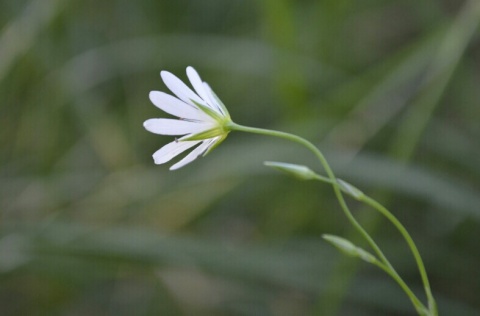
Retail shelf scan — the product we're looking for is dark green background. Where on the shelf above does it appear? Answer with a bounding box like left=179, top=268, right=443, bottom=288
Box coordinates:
left=1, top=0, right=479, bottom=315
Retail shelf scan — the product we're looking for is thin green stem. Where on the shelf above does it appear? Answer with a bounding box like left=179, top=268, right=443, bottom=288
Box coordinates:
left=372, top=260, right=430, bottom=316
left=310, top=173, right=436, bottom=314
left=361, top=195, right=437, bottom=314
left=228, top=122, right=429, bottom=313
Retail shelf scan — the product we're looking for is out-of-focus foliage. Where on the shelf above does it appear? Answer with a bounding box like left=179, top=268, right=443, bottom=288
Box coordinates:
left=1, top=0, right=479, bottom=315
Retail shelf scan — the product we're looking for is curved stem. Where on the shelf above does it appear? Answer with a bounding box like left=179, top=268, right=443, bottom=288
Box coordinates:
left=372, top=260, right=430, bottom=316
left=309, top=175, right=436, bottom=314
left=228, top=122, right=429, bottom=313
left=361, top=195, right=437, bottom=314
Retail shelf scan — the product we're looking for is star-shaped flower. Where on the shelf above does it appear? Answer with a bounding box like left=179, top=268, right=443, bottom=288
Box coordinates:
left=144, top=66, right=232, bottom=170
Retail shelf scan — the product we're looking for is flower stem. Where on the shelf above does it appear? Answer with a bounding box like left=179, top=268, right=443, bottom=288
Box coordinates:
left=228, top=122, right=433, bottom=315
left=360, top=195, right=437, bottom=314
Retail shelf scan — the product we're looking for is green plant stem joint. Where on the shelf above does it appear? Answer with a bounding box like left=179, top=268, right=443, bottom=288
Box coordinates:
left=228, top=122, right=438, bottom=316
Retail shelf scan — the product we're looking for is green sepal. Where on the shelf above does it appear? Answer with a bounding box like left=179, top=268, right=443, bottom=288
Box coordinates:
left=203, top=133, right=228, bottom=156
left=208, top=87, right=230, bottom=118
left=191, top=99, right=225, bottom=122
left=180, top=127, right=225, bottom=141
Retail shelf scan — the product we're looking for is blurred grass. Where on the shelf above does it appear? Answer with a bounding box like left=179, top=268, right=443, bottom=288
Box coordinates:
left=1, top=0, right=480, bottom=315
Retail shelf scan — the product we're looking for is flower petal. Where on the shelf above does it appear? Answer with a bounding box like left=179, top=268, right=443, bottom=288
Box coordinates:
left=170, top=138, right=216, bottom=170
left=161, top=70, right=205, bottom=107
left=186, top=66, right=220, bottom=114
left=152, top=140, right=201, bottom=164
left=203, top=82, right=226, bottom=116
left=149, top=91, right=213, bottom=122
left=144, top=118, right=216, bottom=135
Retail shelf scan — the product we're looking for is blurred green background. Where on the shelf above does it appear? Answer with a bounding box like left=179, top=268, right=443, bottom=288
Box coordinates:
left=1, top=0, right=480, bottom=315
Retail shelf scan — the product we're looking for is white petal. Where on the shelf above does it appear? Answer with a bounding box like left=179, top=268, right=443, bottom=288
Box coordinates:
left=170, top=139, right=216, bottom=170
left=161, top=70, right=205, bottom=107
left=203, top=82, right=225, bottom=115
left=152, top=140, right=201, bottom=164
left=186, top=66, right=220, bottom=113
left=144, top=118, right=216, bottom=135
left=149, top=91, right=213, bottom=122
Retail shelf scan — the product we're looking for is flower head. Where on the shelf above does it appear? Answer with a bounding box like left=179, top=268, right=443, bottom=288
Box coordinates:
left=144, top=66, right=232, bottom=170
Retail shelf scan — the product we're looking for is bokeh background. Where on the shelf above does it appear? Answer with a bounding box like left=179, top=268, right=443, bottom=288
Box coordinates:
left=1, top=0, right=480, bottom=315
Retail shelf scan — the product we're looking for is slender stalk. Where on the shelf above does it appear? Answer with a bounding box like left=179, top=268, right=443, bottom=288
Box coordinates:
left=308, top=174, right=436, bottom=314
left=361, top=195, right=437, bottom=314
left=372, top=260, right=430, bottom=316
left=228, top=122, right=430, bottom=314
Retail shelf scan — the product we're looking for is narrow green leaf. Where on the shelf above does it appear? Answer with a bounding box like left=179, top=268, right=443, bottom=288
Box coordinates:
left=323, top=234, right=376, bottom=264
left=264, top=161, right=317, bottom=180
left=337, top=179, right=364, bottom=200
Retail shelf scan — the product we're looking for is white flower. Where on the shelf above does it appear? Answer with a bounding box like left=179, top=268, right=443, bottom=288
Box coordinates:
left=144, top=66, right=232, bottom=170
